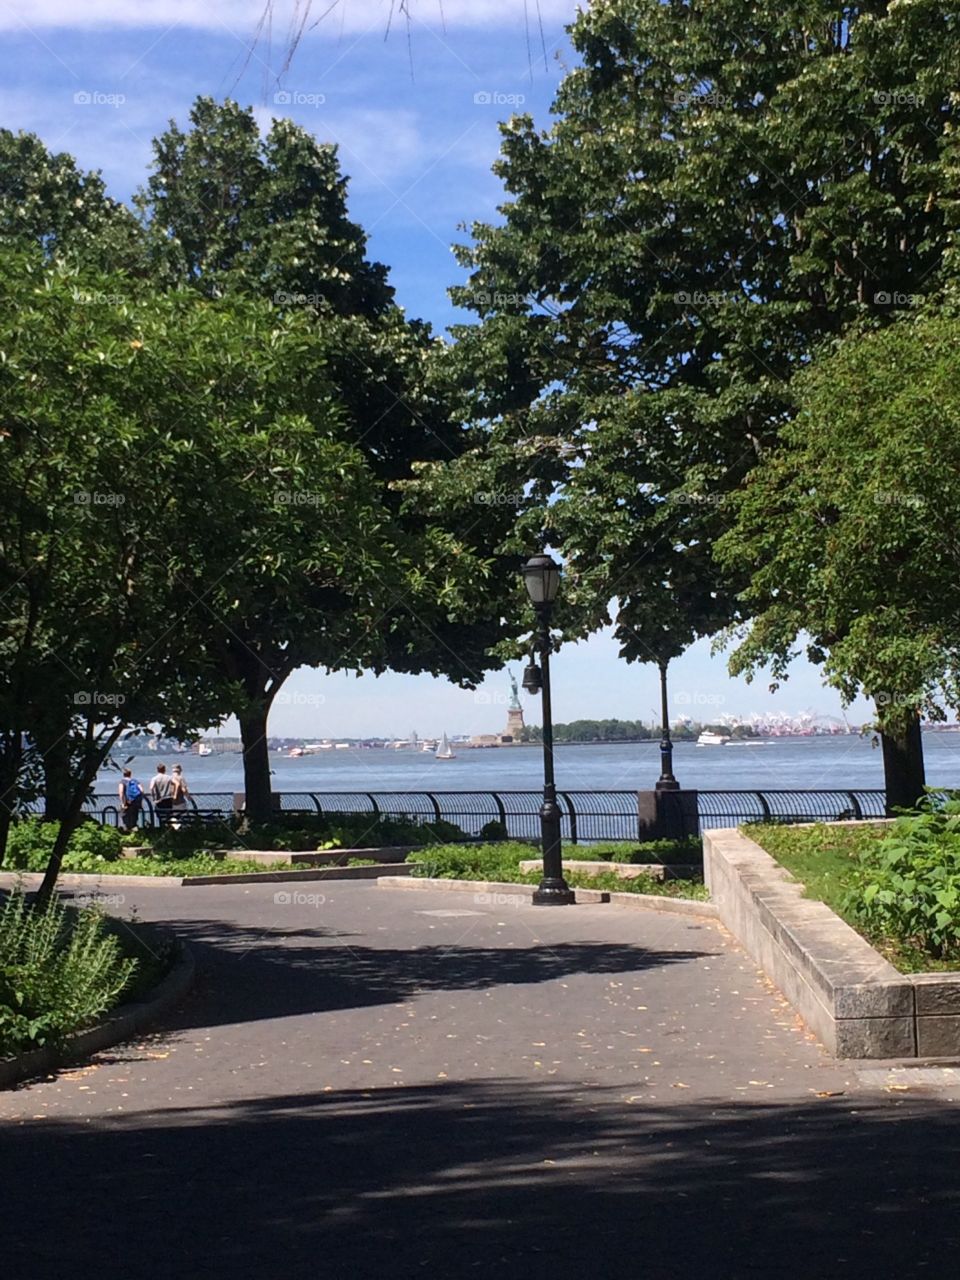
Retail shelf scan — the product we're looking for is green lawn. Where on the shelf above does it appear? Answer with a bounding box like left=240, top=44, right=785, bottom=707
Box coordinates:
left=745, top=821, right=957, bottom=973
left=405, top=841, right=709, bottom=901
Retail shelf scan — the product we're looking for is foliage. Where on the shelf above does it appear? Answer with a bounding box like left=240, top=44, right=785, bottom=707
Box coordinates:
left=135, top=811, right=468, bottom=854
left=0, top=128, right=142, bottom=271
left=406, top=841, right=707, bottom=899
left=133, top=98, right=521, bottom=819
left=747, top=818, right=960, bottom=971
left=719, top=312, right=960, bottom=735
left=0, top=889, right=137, bottom=1056
left=853, top=800, right=960, bottom=961
left=427, top=0, right=960, bottom=686
left=4, top=818, right=126, bottom=872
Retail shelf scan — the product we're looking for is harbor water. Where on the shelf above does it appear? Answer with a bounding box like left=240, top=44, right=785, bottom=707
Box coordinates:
left=96, top=732, right=960, bottom=796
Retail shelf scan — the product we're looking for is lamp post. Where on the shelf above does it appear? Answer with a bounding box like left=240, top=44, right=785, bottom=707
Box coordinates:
left=656, top=659, right=679, bottom=792
left=522, top=553, right=575, bottom=906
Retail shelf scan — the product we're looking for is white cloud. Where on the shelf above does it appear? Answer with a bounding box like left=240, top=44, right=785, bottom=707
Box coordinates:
left=0, top=0, right=581, bottom=34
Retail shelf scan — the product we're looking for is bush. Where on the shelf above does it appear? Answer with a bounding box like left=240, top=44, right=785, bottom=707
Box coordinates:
left=3, top=817, right=126, bottom=872
left=851, top=799, right=960, bottom=960
left=0, top=889, right=138, bottom=1056
left=407, top=841, right=537, bottom=882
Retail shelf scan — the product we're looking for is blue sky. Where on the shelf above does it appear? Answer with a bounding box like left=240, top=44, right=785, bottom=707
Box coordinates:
left=0, top=0, right=878, bottom=736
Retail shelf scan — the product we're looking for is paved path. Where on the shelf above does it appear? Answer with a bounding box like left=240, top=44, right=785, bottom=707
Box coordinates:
left=3, top=880, right=960, bottom=1279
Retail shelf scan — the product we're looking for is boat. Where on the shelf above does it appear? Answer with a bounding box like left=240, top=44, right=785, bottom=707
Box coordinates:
left=435, top=732, right=456, bottom=760
left=197, top=743, right=213, bottom=757
left=287, top=746, right=305, bottom=758
left=696, top=731, right=730, bottom=746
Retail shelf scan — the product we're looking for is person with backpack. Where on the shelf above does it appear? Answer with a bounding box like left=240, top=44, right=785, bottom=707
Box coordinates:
left=150, top=763, right=175, bottom=823
left=119, top=769, right=144, bottom=831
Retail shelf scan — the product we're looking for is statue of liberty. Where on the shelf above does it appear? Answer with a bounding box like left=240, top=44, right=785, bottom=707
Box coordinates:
left=507, top=670, right=521, bottom=710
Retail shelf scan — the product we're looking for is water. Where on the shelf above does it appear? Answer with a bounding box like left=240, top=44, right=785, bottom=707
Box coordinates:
left=98, top=732, right=960, bottom=796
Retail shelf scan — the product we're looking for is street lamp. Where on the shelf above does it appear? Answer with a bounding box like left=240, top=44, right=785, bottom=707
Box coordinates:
left=656, top=659, right=679, bottom=792
left=522, top=553, right=575, bottom=906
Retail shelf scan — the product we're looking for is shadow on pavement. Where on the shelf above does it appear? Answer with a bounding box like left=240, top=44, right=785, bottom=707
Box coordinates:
left=5, top=1080, right=960, bottom=1279
left=141, top=914, right=713, bottom=1029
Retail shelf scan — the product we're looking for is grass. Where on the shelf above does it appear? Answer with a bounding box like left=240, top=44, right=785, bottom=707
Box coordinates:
left=744, top=821, right=957, bottom=973
left=405, top=841, right=709, bottom=901
left=55, top=853, right=299, bottom=878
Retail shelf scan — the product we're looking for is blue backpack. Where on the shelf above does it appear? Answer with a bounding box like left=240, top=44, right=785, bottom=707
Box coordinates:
left=125, top=777, right=142, bottom=801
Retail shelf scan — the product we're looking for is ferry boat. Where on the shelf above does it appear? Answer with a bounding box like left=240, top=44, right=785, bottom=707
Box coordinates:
left=696, top=730, right=730, bottom=746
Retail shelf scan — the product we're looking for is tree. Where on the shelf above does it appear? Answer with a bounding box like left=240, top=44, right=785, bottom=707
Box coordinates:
left=0, top=252, right=418, bottom=895
left=445, top=0, right=960, bottom=726
left=0, top=128, right=142, bottom=271
left=134, top=98, right=518, bottom=819
left=716, top=309, right=960, bottom=811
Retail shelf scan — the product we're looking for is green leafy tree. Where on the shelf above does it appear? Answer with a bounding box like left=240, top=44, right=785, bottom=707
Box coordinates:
left=445, top=0, right=960, bottom=724
left=0, top=128, right=142, bottom=271
left=717, top=309, right=960, bottom=810
left=135, top=98, right=518, bottom=818
left=0, top=253, right=416, bottom=895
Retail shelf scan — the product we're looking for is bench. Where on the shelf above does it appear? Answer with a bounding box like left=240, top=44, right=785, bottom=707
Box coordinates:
left=155, top=808, right=227, bottom=829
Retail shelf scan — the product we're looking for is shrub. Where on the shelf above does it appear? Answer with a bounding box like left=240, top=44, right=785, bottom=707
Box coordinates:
left=0, top=889, right=138, bottom=1056
left=408, top=841, right=537, bottom=882
left=3, top=817, right=126, bottom=872
left=851, top=799, right=960, bottom=960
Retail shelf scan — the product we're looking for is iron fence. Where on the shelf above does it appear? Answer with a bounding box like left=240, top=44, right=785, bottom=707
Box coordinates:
left=81, top=787, right=890, bottom=840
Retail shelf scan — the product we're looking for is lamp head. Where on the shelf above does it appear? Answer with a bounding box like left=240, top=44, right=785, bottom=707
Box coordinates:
left=522, top=553, right=561, bottom=607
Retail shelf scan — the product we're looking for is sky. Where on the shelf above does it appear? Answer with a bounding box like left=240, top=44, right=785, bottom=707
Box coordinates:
left=0, top=0, right=879, bottom=737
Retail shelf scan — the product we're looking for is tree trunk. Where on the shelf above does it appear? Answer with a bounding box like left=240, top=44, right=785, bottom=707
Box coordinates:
left=240, top=704, right=274, bottom=825
left=38, top=726, right=74, bottom=823
left=0, top=731, right=24, bottom=865
left=880, top=713, right=926, bottom=816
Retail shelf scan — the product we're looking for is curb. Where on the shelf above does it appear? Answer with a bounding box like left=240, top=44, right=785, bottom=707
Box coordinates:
left=376, top=876, right=715, bottom=917
left=0, top=941, right=195, bottom=1090
left=704, top=827, right=960, bottom=1058
left=181, top=864, right=414, bottom=887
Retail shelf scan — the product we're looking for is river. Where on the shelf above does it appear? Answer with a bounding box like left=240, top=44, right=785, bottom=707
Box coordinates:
left=96, top=732, right=960, bottom=796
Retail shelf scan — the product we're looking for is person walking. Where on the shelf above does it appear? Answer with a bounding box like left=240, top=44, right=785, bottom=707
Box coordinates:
left=149, top=763, right=175, bottom=823
left=170, top=763, right=190, bottom=825
left=118, top=769, right=144, bottom=832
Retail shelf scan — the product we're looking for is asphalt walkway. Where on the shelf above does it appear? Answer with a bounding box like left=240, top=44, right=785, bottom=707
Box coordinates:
left=3, top=880, right=960, bottom=1279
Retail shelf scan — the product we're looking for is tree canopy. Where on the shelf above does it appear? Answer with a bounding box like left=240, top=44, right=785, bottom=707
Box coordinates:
left=718, top=307, right=960, bottom=806
left=441, top=0, right=959, bottom=678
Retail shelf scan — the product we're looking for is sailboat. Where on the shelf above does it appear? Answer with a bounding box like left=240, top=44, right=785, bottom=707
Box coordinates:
left=435, top=732, right=456, bottom=761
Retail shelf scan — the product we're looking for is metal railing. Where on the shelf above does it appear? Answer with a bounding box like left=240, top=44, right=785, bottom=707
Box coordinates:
left=82, top=787, right=890, bottom=840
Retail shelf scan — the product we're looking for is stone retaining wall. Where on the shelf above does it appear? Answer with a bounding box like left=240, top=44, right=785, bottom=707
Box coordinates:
left=703, top=827, right=960, bottom=1058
